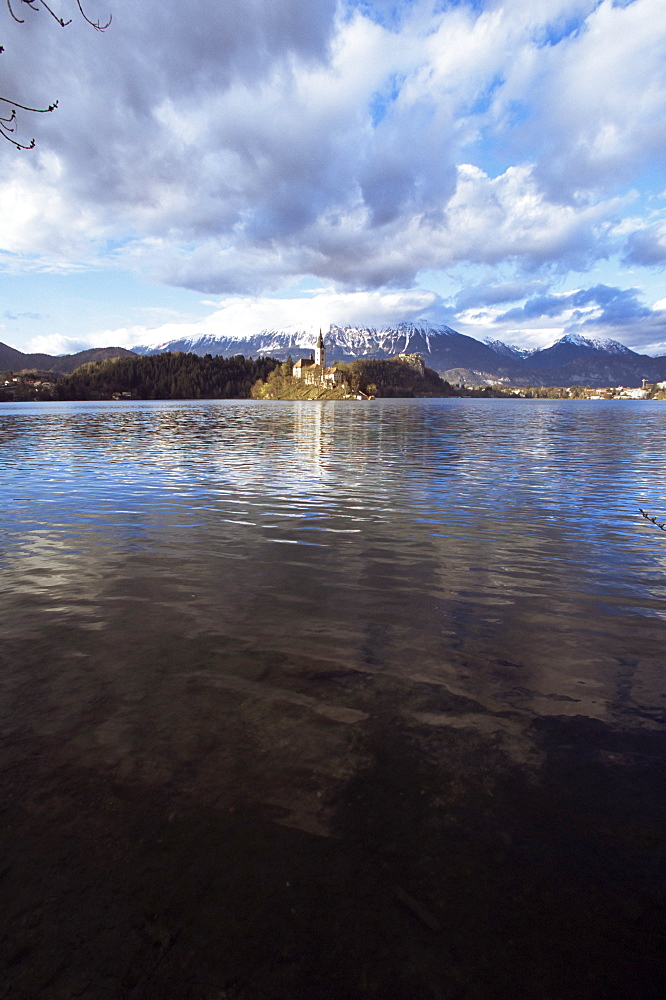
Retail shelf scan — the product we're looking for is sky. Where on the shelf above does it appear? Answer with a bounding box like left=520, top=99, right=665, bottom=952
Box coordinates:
left=1, top=0, right=666, bottom=356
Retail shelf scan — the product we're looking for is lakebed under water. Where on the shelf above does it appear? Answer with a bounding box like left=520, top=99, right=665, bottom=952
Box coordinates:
left=1, top=397, right=665, bottom=999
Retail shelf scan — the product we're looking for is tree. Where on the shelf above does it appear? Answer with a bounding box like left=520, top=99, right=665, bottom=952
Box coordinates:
left=1, top=0, right=110, bottom=149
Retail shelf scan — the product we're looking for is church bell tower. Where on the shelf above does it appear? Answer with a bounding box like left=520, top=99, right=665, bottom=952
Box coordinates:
left=314, top=329, right=326, bottom=369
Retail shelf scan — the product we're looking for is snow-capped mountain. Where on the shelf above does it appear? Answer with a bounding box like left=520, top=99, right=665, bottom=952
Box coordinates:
left=523, top=333, right=636, bottom=367
left=518, top=333, right=661, bottom=385
left=134, top=322, right=522, bottom=381
left=134, top=322, right=462, bottom=363
left=132, top=325, right=666, bottom=387
left=552, top=333, right=634, bottom=355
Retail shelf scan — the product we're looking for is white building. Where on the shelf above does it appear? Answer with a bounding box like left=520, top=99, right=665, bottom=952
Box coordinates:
left=292, top=332, right=346, bottom=387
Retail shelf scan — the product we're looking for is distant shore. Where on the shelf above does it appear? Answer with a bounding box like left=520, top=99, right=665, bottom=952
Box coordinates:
left=2, top=351, right=665, bottom=402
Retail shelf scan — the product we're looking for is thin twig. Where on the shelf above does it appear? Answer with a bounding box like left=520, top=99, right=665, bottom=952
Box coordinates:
left=638, top=509, right=666, bottom=531
left=6, top=0, right=27, bottom=24
left=76, top=0, right=111, bottom=30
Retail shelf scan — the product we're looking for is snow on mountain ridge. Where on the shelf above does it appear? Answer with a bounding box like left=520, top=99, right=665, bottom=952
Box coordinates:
left=557, top=333, right=633, bottom=354
left=484, top=338, right=534, bottom=358
left=134, top=321, right=458, bottom=355
left=590, top=338, right=634, bottom=355
left=224, top=322, right=461, bottom=359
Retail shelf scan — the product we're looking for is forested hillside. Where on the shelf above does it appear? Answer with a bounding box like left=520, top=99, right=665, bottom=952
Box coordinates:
left=345, top=358, right=458, bottom=397
left=54, top=353, right=280, bottom=400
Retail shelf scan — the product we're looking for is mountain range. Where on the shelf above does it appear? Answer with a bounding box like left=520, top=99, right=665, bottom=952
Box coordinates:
left=133, top=324, right=666, bottom=388
left=3, top=324, right=666, bottom=388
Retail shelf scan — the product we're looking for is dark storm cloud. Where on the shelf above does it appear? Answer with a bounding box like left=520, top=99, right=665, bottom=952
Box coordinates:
left=495, top=285, right=652, bottom=325
left=454, top=279, right=550, bottom=311
left=496, top=295, right=572, bottom=322
left=622, top=225, right=666, bottom=266
left=576, top=285, right=652, bottom=324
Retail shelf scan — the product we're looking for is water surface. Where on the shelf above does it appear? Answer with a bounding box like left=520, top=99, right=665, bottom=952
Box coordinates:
left=1, top=398, right=664, bottom=999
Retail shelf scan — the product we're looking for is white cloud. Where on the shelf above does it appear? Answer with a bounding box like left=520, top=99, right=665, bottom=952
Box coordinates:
left=23, top=287, right=441, bottom=355
left=22, top=333, right=92, bottom=355
left=494, top=0, right=666, bottom=197
left=0, top=3, right=640, bottom=268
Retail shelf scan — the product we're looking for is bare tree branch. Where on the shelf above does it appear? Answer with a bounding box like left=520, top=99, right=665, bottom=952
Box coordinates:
left=7, top=0, right=68, bottom=27
left=1, top=1, right=110, bottom=147
left=6, top=1, right=110, bottom=29
left=0, top=95, right=58, bottom=149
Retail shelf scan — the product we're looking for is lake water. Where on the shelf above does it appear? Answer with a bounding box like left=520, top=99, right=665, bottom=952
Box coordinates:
left=1, top=398, right=665, bottom=999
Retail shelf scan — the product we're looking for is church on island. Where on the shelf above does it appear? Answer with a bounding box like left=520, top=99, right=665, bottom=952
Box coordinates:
left=292, top=331, right=346, bottom=388
left=293, top=330, right=425, bottom=388
left=283, top=330, right=429, bottom=399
